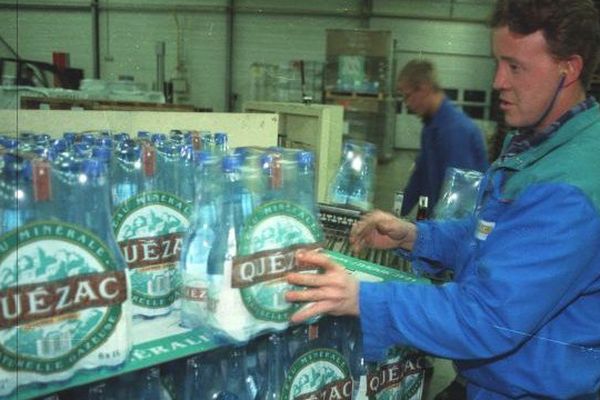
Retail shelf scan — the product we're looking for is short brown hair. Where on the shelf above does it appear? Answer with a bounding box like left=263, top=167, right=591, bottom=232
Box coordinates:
left=490, top=0, right=600, bottom=88
left=397, top=59, right=441, bottom=92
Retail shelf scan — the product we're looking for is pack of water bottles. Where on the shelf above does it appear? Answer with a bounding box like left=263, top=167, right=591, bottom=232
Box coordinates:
left=0, top=132, right=133, bottom=397
left=47, top=315, right=425, bottom=400
left=432, top=167, right=484, bottom=220
left=180, top=145, right=324, bottom=342
left=328, top=139, right=377, bottom=211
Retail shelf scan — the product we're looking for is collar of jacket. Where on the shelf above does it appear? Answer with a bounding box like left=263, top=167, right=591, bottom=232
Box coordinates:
left=424, top=97, right=452, bottom=127
left=492, top=103, right=600, bottom=172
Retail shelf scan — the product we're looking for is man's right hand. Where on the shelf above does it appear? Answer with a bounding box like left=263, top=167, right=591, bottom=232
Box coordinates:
left=349, top=210, right=417, bottom=253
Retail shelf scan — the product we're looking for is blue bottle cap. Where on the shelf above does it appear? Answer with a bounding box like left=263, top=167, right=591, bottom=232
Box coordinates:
left=95, top=136, right=113, bottom=148
left=1, top=153, right=31, bottom=181
left=92, top=146, right=111, bottom=164
left=81, top=158, right=106, bottom=179
left=33, top=146, right=49, bottom=158
left=296, top=150, right=314, bottom=166
left=150, top=133, right=166, bottom=145
left=3, top=138, right=18, bottom=150
left=260, top=152, right=275, bottom=168
left=73, top=142, right=91, bottom=157
left=117, top=138, right=141, bottom=159
left=81, top=133, right=96, bottom=145
left=63, top=132, right=77, bottom=144
left=51, top=138, right=68, bottom=153
left=113, top=132, right=130, bottom=142
left=214, top=132, right=227, bottom=144
left=222, top=153, right=241, bottom=172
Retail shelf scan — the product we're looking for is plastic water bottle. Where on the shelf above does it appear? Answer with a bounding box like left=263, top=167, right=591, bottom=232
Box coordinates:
left=260, top=152, right=284, bottom=203
left=347, top=142, right=376, bottom=211
left=296, top=150, right=317, bottom=214
left=111, top=138, right=147, bottom=206
left=181, top=355, right=207, bottom=400
left=214, top=132, right=229, bottom=155
left=349, top=323, right=370, bottom=400
left=0, top=153, right=35, bottom=233
left=178, top=143, right=196, bottom=204
left=224, top=348, right=254, bottom=400
left=201, top=132, right=214, bottom=152
left=257, top=334, right=288, bottom=400
left=237, top=147, right=264, bottom=208
left=205, top=154, right=254, bottom=341
left=180, top=195, right=217, bottom=329
left=136, top=367, right=164, bottom=400
left=0, top=156, right=131, bottom=397
left=328, top=142, right=355, bottom=206
left=245, top=341, right=263, bottom=399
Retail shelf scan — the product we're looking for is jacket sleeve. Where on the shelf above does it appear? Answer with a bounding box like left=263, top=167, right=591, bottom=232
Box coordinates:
left=360, top=183, right=600, bottom=361
left=398, top=217, right=475, bottom=275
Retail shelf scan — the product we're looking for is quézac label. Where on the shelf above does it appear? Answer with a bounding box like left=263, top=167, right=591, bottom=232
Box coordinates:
left=282, top=348, right=352, bottom=400
left=112, top=191, right=192, bottom=309
left=0, top=221, right=126, bottom=373
left=366, top=350, right=425, bottom=399
left=236, top=201, right=324, bottom=322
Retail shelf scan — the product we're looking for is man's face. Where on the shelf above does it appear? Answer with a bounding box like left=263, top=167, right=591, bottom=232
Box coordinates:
left=397, top=81, right=428, bottom=118
left=492, top=26, right=564, bottom=130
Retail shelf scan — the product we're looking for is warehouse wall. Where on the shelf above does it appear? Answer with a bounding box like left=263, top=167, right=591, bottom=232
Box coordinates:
left=0, top=0, right=496, bottom=121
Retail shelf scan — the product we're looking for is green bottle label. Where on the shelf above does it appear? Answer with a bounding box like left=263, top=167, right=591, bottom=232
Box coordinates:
left=113, top=191, right=192, bottom=310
left=0, top=221, right=126, bottom=373
left=237, top=201, right=324, bottom=322
left=282, top=348, right=352, bottom=400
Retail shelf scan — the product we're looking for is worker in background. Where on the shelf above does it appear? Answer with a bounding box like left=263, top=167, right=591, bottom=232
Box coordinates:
left=286, top=0, right=600, bottom=398
left=397, top=59, right=489, bottom=217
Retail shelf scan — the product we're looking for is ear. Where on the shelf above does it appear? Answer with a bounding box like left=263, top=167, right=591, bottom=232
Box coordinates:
left=561, top=55, right=583, bottom=81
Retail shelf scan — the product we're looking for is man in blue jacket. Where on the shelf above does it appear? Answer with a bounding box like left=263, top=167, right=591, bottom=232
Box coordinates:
left=286, top=0, right=600, bottom=398
left=397, top=59, right=488, bottom=217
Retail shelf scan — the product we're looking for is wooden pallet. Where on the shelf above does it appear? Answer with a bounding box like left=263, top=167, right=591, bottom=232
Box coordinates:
left=20, top=96, right=200, bottom=112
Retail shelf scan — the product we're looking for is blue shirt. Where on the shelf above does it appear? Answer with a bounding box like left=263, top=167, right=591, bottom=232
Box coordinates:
left=402, top=97, right=489, bottom=216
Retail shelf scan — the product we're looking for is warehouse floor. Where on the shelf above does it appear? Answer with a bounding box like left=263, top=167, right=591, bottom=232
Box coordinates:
left=372, top=148, right=458, bottom=399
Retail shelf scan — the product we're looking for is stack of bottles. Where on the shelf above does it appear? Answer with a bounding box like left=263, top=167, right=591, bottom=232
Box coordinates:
left=328, top=140, right=377, bottom=211
left=0, top=129, right=326, bottom=397
left=50, top=316, right=426, bottom=400
left=0, top=132, right=132, bottom=397
left=180, top=145, right=323, bottom=342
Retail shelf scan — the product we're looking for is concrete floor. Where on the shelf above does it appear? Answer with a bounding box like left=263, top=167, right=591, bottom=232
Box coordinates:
left=372, top=148, right=457, bottom=399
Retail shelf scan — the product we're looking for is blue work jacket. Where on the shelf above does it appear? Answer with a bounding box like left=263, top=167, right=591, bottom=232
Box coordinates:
left=360, top=104, right=600, bottom=398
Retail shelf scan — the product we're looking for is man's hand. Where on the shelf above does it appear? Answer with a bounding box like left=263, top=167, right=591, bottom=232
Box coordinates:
left=285, top=250, right=359, bottom=324
left=349, top=210, right=417, bottom=253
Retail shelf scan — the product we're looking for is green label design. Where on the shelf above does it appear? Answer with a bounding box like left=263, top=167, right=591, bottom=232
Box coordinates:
left=237, top=201, right=324, bottom=321
left=113, top=191, right=192, bottom=309
left=0, top=221, right=126, bottom=373
left=366, top=350, right=425, bottom=400
left=282, top=348, right=352, bottom=400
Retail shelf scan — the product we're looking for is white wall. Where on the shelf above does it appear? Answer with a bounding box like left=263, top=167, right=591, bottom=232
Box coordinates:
left=0, top=0, right=497, bottom=119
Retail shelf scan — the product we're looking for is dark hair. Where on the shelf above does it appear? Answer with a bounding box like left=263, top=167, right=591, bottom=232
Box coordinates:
left=490, top=0, right=600, bottom=88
